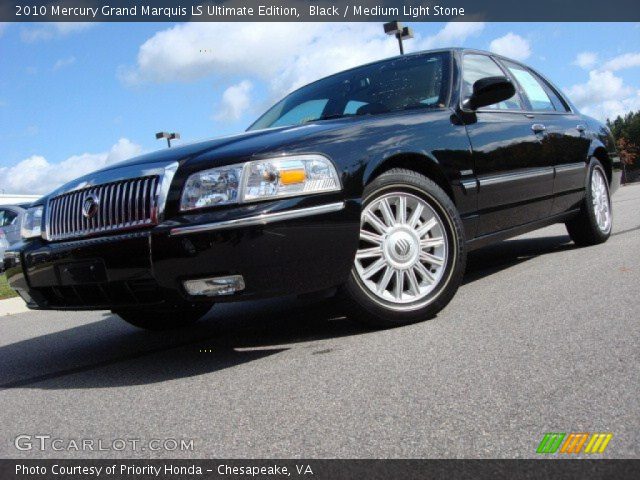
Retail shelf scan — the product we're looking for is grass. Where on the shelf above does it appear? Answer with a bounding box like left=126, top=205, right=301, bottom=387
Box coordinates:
left=0, top=273, right=17, bottom=300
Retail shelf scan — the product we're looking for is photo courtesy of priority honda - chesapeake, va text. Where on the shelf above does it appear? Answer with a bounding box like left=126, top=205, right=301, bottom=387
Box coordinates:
left=3, top=48, right=621, bottom=330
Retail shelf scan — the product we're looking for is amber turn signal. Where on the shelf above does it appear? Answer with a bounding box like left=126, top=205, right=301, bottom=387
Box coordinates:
left=279, top=169, right=307, bottom=185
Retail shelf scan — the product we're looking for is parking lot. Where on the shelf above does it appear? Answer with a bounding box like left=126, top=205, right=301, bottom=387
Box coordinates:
left=1, top=184, right=638, bottom=459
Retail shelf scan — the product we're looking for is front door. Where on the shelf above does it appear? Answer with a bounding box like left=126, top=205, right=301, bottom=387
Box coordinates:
left=460, top=53, right=554, bottom=236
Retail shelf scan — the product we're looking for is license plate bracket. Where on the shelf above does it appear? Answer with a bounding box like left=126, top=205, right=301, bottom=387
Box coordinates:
left=57, top=260, right=107, bottom=285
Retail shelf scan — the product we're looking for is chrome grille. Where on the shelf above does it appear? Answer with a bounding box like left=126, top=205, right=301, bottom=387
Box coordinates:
left=46, top=176, right=160, bottom=241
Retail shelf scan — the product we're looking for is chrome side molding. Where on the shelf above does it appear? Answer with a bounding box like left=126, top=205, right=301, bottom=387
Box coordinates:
left=170, top=202, right=345, bottom=236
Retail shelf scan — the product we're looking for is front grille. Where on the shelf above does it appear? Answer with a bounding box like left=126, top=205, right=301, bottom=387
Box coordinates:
left=46, top=176, right=160, bottom=241
left=38, top=279, right=162, bottom=308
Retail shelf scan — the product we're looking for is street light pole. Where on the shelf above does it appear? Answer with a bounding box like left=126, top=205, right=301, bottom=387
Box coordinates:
left=155, top=131, right=180, bottom=148
left=396, top=31, right=404, bottom=55
left=383, top=21, right=414, bottom=55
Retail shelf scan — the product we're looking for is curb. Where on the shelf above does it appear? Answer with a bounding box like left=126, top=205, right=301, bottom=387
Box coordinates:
left=0, top=297, right=30, bottom=317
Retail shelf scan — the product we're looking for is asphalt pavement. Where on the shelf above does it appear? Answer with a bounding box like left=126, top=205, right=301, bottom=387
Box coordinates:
left=1, top=184, right=638, bottom=459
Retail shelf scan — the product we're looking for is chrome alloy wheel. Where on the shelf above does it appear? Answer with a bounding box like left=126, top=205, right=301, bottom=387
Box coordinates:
left=592, top=168, right=612, bottom=234
left=355, top=192, right=449, bottom=306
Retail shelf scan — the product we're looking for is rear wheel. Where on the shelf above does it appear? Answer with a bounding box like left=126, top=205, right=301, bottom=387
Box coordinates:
left=565, top=159, right=612, bottom=246
left=341, top=168, right=466, bottom=328
left=113, top=304, right=212, bottom=331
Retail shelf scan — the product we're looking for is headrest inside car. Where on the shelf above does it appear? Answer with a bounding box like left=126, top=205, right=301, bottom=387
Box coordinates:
left=356, top=103, right=388, bottom=115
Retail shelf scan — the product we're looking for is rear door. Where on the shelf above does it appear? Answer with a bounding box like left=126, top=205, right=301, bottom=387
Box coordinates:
left=461, top=53, right=554, bottom=236
left=498, top=60, right=591, bottom=215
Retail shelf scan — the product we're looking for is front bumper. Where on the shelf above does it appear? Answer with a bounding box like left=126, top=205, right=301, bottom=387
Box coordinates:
left=5, top=197, right=360, bottom=310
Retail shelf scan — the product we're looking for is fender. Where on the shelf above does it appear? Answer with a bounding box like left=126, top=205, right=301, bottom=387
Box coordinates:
left=583, top=117, right=622, bottom=193
left=362, top=149, right=443, bottom=187
left=361, top=149, right=479, bottom=239
left=357, top=113, right=475, bottom=216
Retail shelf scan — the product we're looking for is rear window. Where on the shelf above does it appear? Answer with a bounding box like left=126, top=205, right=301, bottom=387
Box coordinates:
left=501, top=61, right=568, bottom=112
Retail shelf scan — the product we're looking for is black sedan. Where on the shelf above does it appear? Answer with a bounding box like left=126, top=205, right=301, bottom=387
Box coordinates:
left=4, top=48, right=621, bottom=329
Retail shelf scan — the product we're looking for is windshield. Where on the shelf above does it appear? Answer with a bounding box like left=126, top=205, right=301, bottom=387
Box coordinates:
left=247, top=52, right=450, bottom=131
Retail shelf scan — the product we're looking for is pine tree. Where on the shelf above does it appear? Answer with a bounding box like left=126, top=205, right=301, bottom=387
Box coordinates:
left=607, top=111, right=640, bottom=183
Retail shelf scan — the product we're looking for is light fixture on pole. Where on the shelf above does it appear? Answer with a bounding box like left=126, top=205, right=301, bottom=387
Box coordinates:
left=383, top=21, right=414, bottom=55
left=155, top=131, right=180, bottom=148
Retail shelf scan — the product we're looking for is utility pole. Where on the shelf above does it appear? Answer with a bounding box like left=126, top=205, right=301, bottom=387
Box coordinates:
left=155, top=132, right=180, bottom=148
left=383, top=21, right=414, bottom=55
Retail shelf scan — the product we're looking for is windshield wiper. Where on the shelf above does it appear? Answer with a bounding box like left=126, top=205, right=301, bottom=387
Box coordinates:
left=306, top=114, right=351, bottom=123
left=396, top=103, right=441, bottom=112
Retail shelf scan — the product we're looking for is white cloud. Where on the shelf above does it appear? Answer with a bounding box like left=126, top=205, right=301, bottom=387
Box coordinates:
left=567, top=70, right=632, bottom=106
left=20, top=22, right=94, bottom=43
left=603, top=52, right=640, bottom=71
left=120, top=21, right=485, bottom=100
left=566, top=69, right=640, bottom=121
left=214, top=80, right=253, bottom=121
left=566, top=48, right=640, bottom=121
left=573, top=52, right=598, bottom=69
left=419, top=22, right=485, bottom=50
left=0, top=139, right=142, bottom=195
left=119, top=23, right=392, bottom=92
left=489, top=33, right=531, bottom=61
left=594, top=95, right=640, bottom=120
left=53, top=56, right=76, bottom=71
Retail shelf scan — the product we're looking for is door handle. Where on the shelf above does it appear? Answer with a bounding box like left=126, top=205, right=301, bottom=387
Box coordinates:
left=531, top=123, right=546, bottom=133
left=576, top=124, right=586, bottom=133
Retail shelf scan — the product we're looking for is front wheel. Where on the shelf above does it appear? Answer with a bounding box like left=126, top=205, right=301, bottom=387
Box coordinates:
left=113, top=304, right=212, bottom=330
left=565, top=159, right=612, bottom=246
left=341, top=168, right=466, bottom=328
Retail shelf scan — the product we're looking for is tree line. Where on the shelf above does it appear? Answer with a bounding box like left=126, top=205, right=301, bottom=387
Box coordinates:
left=606, top=111, right=640, bottom=183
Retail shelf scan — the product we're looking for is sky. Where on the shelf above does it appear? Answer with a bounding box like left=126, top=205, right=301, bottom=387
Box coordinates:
left=1, top=21, right=640, bottom=194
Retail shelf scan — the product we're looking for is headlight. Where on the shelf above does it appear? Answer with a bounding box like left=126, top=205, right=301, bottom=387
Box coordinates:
left=21, top=206, right=44, bottom=239
left=180, top=164, right=244, bottom=210
left=180, top=155, right=340, bottom=211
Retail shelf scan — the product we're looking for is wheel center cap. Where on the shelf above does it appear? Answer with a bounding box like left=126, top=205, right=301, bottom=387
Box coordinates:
left=395, top=238, right=412, bottom=257
left=385, top=229, right=419, bottom=268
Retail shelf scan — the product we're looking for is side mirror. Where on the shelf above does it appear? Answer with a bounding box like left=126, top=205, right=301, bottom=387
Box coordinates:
left=463, top=76, right=516, bottom=110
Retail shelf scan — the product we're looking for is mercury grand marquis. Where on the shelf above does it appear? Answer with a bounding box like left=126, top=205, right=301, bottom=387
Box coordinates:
left=4, top=48, right=621, bottom=329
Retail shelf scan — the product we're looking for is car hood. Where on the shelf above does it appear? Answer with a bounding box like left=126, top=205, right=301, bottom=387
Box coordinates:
left=41, top=120, right=362, bottom=200
left=100, top=122, right=345, bottom=171
left=42, top=109, right=446, bottom=200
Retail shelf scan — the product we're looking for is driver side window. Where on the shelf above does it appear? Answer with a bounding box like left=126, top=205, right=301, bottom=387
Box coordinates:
left=462, top=54, right=522, bottom=111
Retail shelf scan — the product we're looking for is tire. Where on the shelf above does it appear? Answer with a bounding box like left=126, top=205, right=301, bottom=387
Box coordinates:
left=341, top=168, right=466, bottom=328
left=565, top=159, right=612, bottom=247
left=113, top=304, right=212, bottom=331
